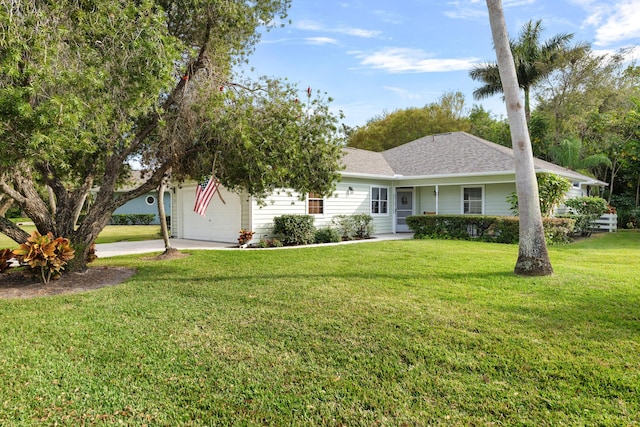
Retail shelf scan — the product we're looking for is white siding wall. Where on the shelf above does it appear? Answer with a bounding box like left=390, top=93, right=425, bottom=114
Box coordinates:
left=345, top=179, right=393, bottom=234
left=423, top=183, right=515, bottom=216
left=249, top=180, right=394, bottom=238
left=417, top=186, right=437, bottom=214
left=250, top=190, right=307, bottom=240
left=485, top=183, right=516, bottom=216
left=437, top=186, right=461, bottom=214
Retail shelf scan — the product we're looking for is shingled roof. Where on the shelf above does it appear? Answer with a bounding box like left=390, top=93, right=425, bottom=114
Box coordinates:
left=342, top=131, right=604, bottom=184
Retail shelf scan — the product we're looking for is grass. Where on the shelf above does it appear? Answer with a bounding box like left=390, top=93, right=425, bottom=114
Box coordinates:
left=0, top=224, right=161, bottom=248
left=0, top=232, right=639, bottom=425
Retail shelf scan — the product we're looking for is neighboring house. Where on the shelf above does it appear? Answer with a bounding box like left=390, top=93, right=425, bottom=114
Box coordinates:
left=108, top=171, right=172, bottom=225
left=171, top=132, right=606, bottom=243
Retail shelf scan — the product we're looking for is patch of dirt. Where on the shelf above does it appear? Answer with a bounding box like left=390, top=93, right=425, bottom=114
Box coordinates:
left=0, top=266, right=136, bottom=299
left=142, top=247, right=190, bottom=261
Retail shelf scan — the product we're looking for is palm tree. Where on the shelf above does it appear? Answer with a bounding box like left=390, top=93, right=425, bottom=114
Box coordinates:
left=470, top=19, right=584, bottom=121
left=486, top=0, right=553, bottom=276
left=549, top=137, right=612, bottom=176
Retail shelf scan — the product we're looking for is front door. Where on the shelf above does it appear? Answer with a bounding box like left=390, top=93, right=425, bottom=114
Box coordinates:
left=396, top=188, right=413, bottom=232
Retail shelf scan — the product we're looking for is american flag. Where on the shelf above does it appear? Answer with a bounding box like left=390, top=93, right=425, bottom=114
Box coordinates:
left=193, top=177, right=220, bottom=216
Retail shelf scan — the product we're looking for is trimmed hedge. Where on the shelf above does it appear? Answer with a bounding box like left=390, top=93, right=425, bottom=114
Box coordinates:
left=110, top=214, right=156, bottom=225
left=406, top=214, right=575, bottom=245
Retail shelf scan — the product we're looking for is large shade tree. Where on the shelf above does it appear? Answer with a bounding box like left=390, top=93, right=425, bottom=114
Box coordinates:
left=347, top=92, right=471, bottom=151
left=0, top=0, right=344, bottom=271
left=486, top=0, right=553, bottom=276
left=470, top=19, right=585, bottom=121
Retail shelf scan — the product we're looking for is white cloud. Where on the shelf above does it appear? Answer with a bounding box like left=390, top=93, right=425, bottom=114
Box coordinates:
left=352, top=47, right=480, bottom=73
left=305, top=37, right=339, bottom=45
left=294, top=19, right=382, bottom=38
left=592, top=45, right=640, bottom=61
left=371, top=9, right=404, bottom=25
left=384, top=86, right=423, bottom=100
left=593, top=0, right=640, bottom=46
left=443, top=1, right=486, bottom=20
left=443, top=0, right=535, bottom=20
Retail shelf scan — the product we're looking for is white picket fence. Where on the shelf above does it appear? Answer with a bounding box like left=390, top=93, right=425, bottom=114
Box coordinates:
left=593, top=213, right=617, bottom=232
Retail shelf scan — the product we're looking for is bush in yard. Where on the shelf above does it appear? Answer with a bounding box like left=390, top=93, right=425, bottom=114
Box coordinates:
left=0, top=248, right=13, bottom=273
left=314, top=227, right=341, bottom=244
left=238, top=229, right=255, bottom=246
left=256, top=237, right=284, bottom=248
left=273, top=215, right=315, bottom=246
left=351, top=214, right=374, bottom=239
left=406, top=214, right=574, bottom=245
left=12, top=231, right=75, bottom=283
left=507, top=173, right=571, bottom=216
left=110, top=214, right=131, bottom=225
left=332, top=214, right=375, bottom=240
left=132, top=214, right=155, bottom=225
left=564, top=196, right=609, bottom=236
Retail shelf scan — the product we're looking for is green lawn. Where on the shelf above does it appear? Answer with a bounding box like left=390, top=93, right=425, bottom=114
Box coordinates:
left=0, top=225, right=161, bottom=248
left=1, top=232, right=639, bottom=425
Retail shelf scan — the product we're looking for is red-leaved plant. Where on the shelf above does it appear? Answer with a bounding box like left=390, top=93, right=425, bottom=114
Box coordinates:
left=0, top=248, right=13, bottom=273
left=238, top=229, right=255, bottom=246
left=12, top=231, right=75, bottom=283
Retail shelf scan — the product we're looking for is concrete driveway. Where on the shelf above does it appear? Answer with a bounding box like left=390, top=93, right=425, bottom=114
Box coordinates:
left=95, top=234, right=412, bottom=258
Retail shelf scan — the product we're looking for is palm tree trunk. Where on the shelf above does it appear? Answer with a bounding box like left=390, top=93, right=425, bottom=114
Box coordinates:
left=486, top=0, right=553, bottom=276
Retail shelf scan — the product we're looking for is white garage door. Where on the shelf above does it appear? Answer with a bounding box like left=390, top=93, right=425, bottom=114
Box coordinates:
left=181, top=186, right=241, bottom=243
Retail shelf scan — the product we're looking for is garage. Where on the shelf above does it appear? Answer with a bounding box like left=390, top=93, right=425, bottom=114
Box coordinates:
left=178, top=185, right=242, bottom=243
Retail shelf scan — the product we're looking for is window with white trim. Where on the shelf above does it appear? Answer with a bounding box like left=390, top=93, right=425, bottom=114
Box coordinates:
left=463, top=187, right=483, bottom=214
left=307, top=192, right=324, bottom=215
left=371, top=187, right=388, bottom=215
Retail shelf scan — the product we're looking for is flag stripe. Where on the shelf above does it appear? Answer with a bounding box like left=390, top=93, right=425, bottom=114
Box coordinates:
left=193, top=178, right=220, bottom=216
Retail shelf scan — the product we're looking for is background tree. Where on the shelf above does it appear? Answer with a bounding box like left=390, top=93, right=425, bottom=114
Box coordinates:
left=486, top=0, right=553, bottom=276
left=548, top=137, right=612, bottom=177
left=0, top=0, right=344, bottom=271
left=347, top=92, right=470, bottom=151
left=467, top=105, right=511, bottom=147
left=470, top=19, right=585, bottom=121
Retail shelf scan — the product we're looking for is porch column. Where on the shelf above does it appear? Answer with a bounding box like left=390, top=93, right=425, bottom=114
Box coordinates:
left=435, top=184, right=439, bottom=215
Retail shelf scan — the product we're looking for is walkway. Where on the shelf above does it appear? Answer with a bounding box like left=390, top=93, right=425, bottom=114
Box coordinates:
left=95, top=233, right=413, bottom=258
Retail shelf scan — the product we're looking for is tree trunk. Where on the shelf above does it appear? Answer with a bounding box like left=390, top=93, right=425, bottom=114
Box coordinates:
left=0, top=196, right=14, bottom=217
left=158, top=173, right=177, bottom=255
left=0, top=216, right=30, bottom=245
left=47, top=185, right=57, bottom=216
left=486, top=0, right=553, bottom=276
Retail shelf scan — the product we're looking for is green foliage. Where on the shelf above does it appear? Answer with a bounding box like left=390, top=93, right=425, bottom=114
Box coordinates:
left=564, top=196, right=609, bottom=217
left=564, top=196, right=609, bottom=236
left=12, top=231, right=75, bottom=283
left=538, top=173, right=572, bottom=216
left=406, top=215, right=575, bottom=245
left=0, top=248, right=13, bottom=273
left=173, top=77, right=344, bottom=203
left=467, top=105, right=511, bottom=147
left=314, top=227, right=341, bottom=244
left=256, top=237, right=283, bottom=248
left=272, top=214, right=316, bottom=246
left=347, top=92, right=471, bottom=151
left=331, top=214, right=375, bottom=240
left=549, top=137, right=612, bottom=176
left=470, top=19, right=582, bottom=120
left=1, top=0, right=336, bottom=272
left=507, top=173, right=571, bottom=216
left=110, top=214, right=156, bottom=225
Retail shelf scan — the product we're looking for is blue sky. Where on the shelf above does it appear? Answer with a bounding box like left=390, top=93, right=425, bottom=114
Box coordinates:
left=245, top=0, right=640, bottom=128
